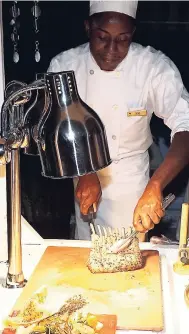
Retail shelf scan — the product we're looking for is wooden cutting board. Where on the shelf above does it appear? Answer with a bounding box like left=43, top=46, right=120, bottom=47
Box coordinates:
left=96, top=315, right=117, bottom=334
left=10, top=247, right=163, bottom=331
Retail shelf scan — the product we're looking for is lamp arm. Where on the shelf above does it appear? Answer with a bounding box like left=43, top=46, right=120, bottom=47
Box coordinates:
left=1, top=79, right=45, bottom=137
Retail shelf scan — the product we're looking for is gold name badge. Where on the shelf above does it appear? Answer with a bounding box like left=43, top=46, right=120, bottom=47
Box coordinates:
left=127, top=109, right=147, bottom=117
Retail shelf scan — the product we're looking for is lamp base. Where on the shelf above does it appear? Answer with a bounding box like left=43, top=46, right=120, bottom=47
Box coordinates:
left=4, top=272, right=27, bottom=289
left=173, top=260, right=189, bottom=275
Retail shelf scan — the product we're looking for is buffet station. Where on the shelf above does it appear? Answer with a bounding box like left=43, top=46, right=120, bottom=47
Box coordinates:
left=1, top=238, right=189, bottom=334
left=0, top=69, right=189, bottom=334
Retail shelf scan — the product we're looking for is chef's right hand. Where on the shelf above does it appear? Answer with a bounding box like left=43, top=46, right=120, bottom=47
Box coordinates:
left=75, top=173, right=102, bottom=215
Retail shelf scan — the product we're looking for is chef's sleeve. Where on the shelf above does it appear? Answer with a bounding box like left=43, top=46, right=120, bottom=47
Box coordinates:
left=149, top=56, right=189, bottom=140
left=47, top=58, right=61, bottom=72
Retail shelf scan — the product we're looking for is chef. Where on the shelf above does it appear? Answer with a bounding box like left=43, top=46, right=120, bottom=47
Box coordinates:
left=48, top=1, right=189, bottom=240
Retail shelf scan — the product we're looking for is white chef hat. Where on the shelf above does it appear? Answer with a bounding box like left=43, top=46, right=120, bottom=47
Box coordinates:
left=89, top=0, right=138, bottom=19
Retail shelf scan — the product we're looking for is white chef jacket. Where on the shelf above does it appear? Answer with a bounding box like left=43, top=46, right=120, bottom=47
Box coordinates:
left=48, top=42, right=189, bottom=240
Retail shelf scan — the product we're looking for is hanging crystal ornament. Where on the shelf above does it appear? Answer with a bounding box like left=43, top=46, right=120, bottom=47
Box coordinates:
left=31, top=1, right=41, bottom=62
left=10, top=1, right=20, bottom=63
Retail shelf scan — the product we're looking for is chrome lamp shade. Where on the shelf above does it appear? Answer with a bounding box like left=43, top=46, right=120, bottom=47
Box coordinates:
left=37, top=71, right=111, bottom=178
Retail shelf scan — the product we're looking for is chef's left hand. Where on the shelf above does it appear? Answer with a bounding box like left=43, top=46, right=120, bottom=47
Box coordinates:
left=133, top=182, right=165, bottom=233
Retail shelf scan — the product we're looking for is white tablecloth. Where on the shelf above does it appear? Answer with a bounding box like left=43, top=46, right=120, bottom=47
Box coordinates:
left=0, top=240, right=189, bottom=334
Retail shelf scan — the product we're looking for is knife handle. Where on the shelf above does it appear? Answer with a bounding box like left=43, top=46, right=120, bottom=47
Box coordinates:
left=88, top=203, right=97, bottom=214
left=82, top=203, right=97, bottom=222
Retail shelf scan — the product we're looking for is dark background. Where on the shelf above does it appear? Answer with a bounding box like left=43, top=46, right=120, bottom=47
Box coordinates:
left=2, top=1, right=189, bottom=238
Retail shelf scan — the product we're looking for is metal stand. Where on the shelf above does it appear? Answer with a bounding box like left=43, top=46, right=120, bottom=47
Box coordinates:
left=5, top=149, right=26, bottom=288
left=0, top=72, right=110, bottom=289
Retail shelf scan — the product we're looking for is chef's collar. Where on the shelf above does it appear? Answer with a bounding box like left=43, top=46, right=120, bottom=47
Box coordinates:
left=88, top=50, right=127, bottom=73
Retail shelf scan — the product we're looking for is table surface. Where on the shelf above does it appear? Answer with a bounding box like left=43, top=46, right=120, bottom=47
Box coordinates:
left=0, top=239, right=189, bottom=334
